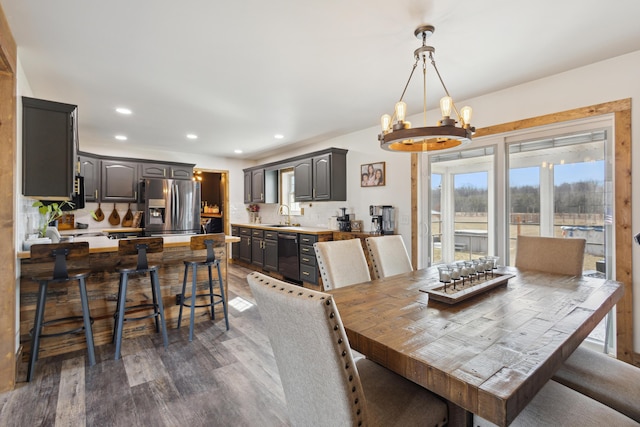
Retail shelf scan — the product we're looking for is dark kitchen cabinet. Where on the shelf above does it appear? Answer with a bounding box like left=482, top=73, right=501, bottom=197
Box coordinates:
left=243, top=171, right=252, bottom=204
left=299, top=234, right=318, bottom=285
left=243, top=168, right=278, bottom=204
left=78, top=154, right=100, bottom=202
left=294, top=148, right=347, bottom=202
left=263, top=230, right=278, bottom=272
left=169, top=165, right=193, bottom=180
left=101, top=160, right=139, bottom=202
left=22, top=97, right=78, bottom=199
left=251, top=229, right=264, bottom=267
left=239, top=227, right=252, bottom=263
left=140, top=163, right=168, bottom=179
left=140, top=162, right=193, bottom=180
left=251, top=169, right=265, bottom=202
left=231, top=226, right=240, bottom=260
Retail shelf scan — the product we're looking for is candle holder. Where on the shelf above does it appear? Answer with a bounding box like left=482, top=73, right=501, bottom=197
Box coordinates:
left=457, top=261, right=469, bottom=286
left=448, top=264, right=461, bottom=289
left=465, top=261, right=477, bottom=283
left=438, top=265, right=452, bottom=291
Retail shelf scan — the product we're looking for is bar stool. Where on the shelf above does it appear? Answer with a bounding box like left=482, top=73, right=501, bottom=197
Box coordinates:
left=177, top=234, right=229, bottom=341
left=112, top=237, right=168, bottom=360
left=28, top=242, right=96, bottom=382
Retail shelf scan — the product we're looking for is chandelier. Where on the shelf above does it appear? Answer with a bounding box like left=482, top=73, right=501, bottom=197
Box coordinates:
left=379, top=25, right=475, bottom=152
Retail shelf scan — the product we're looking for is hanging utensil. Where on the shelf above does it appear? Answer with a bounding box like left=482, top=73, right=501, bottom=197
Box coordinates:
left=122, top=203, right=134, bottom=227
left=94, top=202, right=105, bottom=222
left=108, top=203, right=120, bottom=226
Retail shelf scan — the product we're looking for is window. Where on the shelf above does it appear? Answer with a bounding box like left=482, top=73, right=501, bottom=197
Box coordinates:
left=280, top=168, right=301, bottom=215
left=424, top=147, right=495, bottom=266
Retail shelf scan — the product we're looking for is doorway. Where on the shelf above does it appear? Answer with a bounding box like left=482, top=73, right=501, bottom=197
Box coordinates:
left=194, top=169, right=229, bottom=234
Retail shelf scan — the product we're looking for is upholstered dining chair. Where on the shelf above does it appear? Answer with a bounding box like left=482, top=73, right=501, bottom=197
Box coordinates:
left=514, top=235, right=640, bottom=422
left=314, top=239, right=371, bottom=290
left=365, top=235, right=413, bottom=279
left=247, top=272, right=450, bottom=427
left=514, top=235, right=585, bottom=276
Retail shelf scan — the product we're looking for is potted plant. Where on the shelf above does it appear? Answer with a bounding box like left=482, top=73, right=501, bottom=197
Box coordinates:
left=32, top=200, right=74, bottom=237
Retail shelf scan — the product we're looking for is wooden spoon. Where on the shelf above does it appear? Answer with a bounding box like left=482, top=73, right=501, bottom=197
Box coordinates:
left=122, top=203, right=134, bottom=227
left=94, top=202, right=105, bottom=221
left=108, top=203, right=121, bottom=226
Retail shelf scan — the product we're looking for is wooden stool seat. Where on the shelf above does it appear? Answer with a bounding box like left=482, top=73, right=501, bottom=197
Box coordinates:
left=27, top=242, right=96, bottom=382
left=112, top=237, right=168, bottom=360
left=177, top=234, right=229, bottom=341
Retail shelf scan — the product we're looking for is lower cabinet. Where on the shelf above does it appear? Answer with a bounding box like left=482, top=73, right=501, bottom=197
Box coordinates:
left=251, top=229, right=264, bottom=267
left=299, top=234, right=318, bottom=285
left=263, top=230, right=278, bottom=272
left=231, top=226, right=240, bottom=260
left=239, top=228, right=252, bottom=263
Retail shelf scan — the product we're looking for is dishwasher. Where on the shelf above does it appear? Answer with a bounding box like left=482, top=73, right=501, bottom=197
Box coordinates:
left=278, top=232, right=300, bottom=282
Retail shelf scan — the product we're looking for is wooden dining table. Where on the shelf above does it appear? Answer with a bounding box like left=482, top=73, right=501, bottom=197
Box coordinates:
left=329, top=266, right=624, bottom=426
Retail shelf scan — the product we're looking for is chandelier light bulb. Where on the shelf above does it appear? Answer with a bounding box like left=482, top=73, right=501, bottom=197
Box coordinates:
left=381, top=114, right=392, bottom=132
left=461, top=106, right=473, bottom=126
left=440, top=96, right=453, bottom=118
left=395, top=101, right=407, bottom=122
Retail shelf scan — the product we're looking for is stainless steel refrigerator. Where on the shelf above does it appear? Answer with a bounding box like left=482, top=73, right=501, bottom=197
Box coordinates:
left=143, top=178, right=201, bottom=235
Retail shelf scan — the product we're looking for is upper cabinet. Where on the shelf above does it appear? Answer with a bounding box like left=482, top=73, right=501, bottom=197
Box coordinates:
left=140, top=162, right=193, bottom=180
left=294, top=148, right=347, bottom=202
left=243, top=171, right=252, bottom=204
left=101, top=159, right=139, bottom=202
left=243, top=168, right=278, bottom=204
left=22, top=97, right=78, bottom=199
left=243, top=147, right=346, bottom=204
left=78, top=154, right=100, bottom=202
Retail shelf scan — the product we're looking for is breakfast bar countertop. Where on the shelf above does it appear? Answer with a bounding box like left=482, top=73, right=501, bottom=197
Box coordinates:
left=17, top=234, right=239, bottom=259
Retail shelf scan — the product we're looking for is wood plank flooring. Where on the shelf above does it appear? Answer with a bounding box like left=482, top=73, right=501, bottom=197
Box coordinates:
left=0, top=264, right=290, bottom=427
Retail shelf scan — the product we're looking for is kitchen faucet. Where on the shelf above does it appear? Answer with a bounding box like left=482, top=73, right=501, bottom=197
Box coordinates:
left=277, top=204, right=291, bottom=225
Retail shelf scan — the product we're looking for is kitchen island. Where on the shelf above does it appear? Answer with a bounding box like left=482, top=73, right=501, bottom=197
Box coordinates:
left=18, top=233, right=232, bottom=360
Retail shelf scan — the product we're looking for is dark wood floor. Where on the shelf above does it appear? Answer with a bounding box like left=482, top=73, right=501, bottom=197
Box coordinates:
left=0, top=264, right=290, bottom=426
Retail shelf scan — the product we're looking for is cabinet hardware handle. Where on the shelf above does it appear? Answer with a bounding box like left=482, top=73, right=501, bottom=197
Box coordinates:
left=302, top=257, right=309, bottom=262
left=313, top=188, right=316, bottom=199
left=134, top=191, right=137, bottom=200
left=302, top=271, right=310, bottom=276
left=94, top=189, right=98, bottom=199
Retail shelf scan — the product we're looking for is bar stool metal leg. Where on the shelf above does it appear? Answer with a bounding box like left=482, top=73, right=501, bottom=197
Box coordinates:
left=78, top=277, right=96, bottom=366
left=208, top=264, right=215, bottom=320
left=114, top=273, right=129, bottom=360
left=177, top=263, right=190, bottom=330
left=216, top=262, right=229, bottom=331
left=189, top=264, right=197, bottom=341
left=27, top=281, right=48, bottom=382
left=150, top=271, right=160, bottom=333
left=151, top=269, right=169, bottom=348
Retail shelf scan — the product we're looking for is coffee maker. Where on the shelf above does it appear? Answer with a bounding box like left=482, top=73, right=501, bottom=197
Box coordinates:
left=337, top=207, right=351, bottom=232
left=369, top=205, right=395, bottom=235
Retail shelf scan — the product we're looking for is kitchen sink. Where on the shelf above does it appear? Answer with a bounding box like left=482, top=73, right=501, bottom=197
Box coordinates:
left=264, top=224, right=301, bottom=228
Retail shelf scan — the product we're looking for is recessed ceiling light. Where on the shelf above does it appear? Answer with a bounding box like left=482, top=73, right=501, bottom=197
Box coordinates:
left=186, top=134, right=198, bottom=140
left=274, top=134, right=284, bottom=139
left=234, top=149, right=243, bottom=154
left=116, top=107, right=132, bottom=115
left=115, top=135, right=128, bottom=141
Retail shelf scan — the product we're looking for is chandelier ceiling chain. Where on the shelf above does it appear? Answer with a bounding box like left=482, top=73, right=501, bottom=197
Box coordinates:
left=378, top=24, right=475, bottom=153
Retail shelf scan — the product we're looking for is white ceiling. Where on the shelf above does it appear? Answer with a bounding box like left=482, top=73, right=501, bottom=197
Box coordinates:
left=3, top=0, right=640, bottom=160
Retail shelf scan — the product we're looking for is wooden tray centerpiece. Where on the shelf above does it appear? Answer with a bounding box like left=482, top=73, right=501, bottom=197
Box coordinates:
left=420, top=272, right=515, bottom=304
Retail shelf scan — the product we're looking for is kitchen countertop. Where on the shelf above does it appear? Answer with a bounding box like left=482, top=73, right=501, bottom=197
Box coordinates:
left=231, top=223, right=334, bottom=235
left=17, top=234, right=238, bottom=259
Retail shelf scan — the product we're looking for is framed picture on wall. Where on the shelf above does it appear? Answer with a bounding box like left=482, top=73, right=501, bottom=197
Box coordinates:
left=360, top=162, right=386, bottom=187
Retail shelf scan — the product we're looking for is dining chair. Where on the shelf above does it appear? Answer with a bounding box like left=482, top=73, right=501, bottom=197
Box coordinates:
left=247, top=272, right=449, bottom=427
left=514, top=235, right=585, bottom=276
left=552, top=346, right=640, bottom=422
left=313, top=239, right=371, bottom=290
left=474, top=379, right=638, bottom=426
left=514, top=235, right=639, bottom=422
left=365, top=235, right=413, bottom=279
